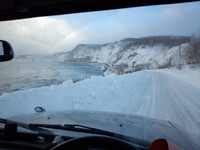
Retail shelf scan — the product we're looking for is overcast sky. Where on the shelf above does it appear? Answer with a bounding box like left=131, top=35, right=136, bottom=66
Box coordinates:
left=0, top=1, right=200, bottom=55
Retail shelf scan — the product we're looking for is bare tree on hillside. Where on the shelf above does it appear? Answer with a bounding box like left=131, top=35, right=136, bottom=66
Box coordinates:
left=185, top=37, right=200, bottom=65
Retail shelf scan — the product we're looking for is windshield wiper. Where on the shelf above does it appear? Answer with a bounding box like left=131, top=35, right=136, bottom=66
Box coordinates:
left=29, top=123, right=151, bottom=148
left=0, top=118, right=150, bottom=148
left=0, top=118, right=53, bottom=135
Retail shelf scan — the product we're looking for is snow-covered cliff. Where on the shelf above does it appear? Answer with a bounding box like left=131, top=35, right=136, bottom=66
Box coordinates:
left=54, top=36, right=190, bottom=74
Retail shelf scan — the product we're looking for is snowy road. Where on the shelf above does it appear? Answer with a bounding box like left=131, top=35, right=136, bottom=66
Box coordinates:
left=123, top=71, right=200, bottom=133
left=0, top=69, right=200, bottom=134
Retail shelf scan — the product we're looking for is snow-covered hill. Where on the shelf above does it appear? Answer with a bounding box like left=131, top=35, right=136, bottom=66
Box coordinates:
left=54, top=36, right=190, bottom=74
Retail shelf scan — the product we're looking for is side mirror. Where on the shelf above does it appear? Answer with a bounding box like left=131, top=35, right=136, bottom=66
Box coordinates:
left=0, top=40, right=14, bottom=62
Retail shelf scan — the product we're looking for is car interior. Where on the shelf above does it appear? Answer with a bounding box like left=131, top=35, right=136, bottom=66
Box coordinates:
left=0, top=0, right=199, bottom=150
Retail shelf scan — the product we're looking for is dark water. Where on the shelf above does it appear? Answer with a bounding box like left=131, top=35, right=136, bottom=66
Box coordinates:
left=0, top=58, right=103, bottom=95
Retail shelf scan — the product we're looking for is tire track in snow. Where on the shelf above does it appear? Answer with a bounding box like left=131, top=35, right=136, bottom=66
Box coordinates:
left=123, top=71, right=200, bottom=134
left=122, top=72, right=152, bottom=114
left=161, top=72, right=200, bottom=131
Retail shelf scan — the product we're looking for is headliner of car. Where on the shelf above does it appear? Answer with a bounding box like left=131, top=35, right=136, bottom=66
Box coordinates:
left=0, top=0, right=199, bottom=21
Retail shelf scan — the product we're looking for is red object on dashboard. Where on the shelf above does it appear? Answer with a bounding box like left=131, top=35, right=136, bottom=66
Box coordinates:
left=150, top=139, right=183, bottom=150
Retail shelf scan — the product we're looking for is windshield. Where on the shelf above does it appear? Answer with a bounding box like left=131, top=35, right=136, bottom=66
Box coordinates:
left=0, top=1, right=200, bottom=141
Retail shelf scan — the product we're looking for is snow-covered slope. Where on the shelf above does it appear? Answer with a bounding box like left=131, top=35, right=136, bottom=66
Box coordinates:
left=54, top=36, right=190, bottom=74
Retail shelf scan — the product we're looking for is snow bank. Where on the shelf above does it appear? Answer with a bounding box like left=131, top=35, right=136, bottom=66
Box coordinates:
left=154, top=65, right=200, bottom=88
left=0, top=71, right=150, bottom=118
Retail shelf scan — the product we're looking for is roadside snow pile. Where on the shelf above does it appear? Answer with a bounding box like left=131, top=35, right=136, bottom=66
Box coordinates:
left=0, top=71, right=150, bottom=118
left=154, top=65, right=200, bottom=88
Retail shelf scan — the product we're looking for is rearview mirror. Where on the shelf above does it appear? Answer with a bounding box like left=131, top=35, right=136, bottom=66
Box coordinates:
left=0, top=40, right=14, bottom=62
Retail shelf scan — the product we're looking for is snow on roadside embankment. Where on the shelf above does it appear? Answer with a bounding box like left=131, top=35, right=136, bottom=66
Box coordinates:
left=0, top=71, right=151, bottom=118
left=154, top=66, right=200, bottom=88
left=0, top=67, right=200, bottom=134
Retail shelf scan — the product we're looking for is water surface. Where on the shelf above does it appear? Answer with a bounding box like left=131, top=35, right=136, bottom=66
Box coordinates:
left=0, top=57, right=103, bottom=95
